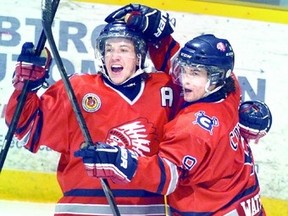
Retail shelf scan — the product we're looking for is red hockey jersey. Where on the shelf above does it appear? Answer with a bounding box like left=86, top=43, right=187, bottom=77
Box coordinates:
left=132, top=75, right=266, bottom=216
left=5, top=71, right=181, bottom=215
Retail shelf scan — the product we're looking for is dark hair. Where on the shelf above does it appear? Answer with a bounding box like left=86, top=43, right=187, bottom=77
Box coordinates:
left=218, top=76, right=236, bottom=95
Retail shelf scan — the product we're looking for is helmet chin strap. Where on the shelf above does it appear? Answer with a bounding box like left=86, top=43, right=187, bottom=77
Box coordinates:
left=137, top=53, right=142, bottom=69
left=203, top=79, right=224, bottom=97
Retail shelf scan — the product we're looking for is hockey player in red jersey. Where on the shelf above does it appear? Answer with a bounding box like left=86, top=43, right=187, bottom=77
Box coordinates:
left=5, top=11, right=181, bottom=216
left=76, top=34, right=271, bottom=216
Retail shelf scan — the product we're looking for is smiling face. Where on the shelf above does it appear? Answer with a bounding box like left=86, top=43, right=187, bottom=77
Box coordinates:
left=103, top=38, right=138, bottom=85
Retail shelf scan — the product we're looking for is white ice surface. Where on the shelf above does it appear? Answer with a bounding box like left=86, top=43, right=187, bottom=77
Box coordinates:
left=0, top=0, right=288, bottom=205
left=0, top=200, right=55, bottom=216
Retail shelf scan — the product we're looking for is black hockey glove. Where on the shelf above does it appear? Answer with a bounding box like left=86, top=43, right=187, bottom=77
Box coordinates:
left=105, top=4, right=176, bottom=42
left=74, top=142, right=138, bottom=184
left=239, top=100, right=272, bottom=143
left=12, top=42, right=52, bottom=92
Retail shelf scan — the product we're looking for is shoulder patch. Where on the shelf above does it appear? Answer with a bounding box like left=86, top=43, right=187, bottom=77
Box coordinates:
left=82, top=93, right=101, bottom=112
left=193, top=111, right=219, bottom=135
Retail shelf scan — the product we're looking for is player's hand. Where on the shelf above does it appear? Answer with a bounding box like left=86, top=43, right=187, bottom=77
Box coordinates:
left=74, top=142, right=138, bottom=184
left=239, top=100, right=272, bottom=143
left=105, top=4, right=176, bottom=42
left=12, top=42, right=52, bottom=92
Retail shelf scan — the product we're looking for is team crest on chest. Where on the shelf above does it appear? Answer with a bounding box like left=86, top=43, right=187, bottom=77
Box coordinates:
left=82, top=93, right=101, bottom=112
left=105, top=118, right=157, bottom=156
left=193, top=111, right=219, bottom=135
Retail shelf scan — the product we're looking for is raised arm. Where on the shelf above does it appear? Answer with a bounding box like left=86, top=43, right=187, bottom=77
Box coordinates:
left=104, top=3, right=180, bottom=73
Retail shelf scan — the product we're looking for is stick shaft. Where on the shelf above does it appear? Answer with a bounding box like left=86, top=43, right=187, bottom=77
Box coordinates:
left=0, top=0, right=60, bottom=173
left=42, top=1, right=121, bottom=215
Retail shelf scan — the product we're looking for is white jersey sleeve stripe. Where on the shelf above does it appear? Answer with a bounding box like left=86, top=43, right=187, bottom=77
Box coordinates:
left=162, top=158, right=179, bottom=195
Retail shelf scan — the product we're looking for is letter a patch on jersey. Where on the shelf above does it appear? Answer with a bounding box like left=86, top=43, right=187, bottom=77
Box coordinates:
left=193, top=111, right=219, bottom=135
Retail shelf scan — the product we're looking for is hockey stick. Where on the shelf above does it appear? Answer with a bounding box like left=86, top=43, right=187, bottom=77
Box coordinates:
left=41, top=0, right=121, bottom=215
left=0, top=0, right=60, bottom=173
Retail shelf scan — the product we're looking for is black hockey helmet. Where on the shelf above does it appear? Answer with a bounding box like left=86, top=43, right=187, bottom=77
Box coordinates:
left=171, top=34, right=234, bottom=86
left=95, top=20, right=147, bottom=68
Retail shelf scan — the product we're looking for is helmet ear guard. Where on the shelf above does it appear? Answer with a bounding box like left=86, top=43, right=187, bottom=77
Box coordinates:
left=239, top=100, right=272, bottom=143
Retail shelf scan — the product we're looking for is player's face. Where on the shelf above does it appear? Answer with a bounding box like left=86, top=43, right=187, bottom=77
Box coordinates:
left=103, top=38, right=138, bottom=85
left=180, top=65, right=212, bottom=102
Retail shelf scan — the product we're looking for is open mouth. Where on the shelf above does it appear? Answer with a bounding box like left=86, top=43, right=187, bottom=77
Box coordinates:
left=111, top=64, right=123, bottom=73
left=183, top=88, right=192, bottom=93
